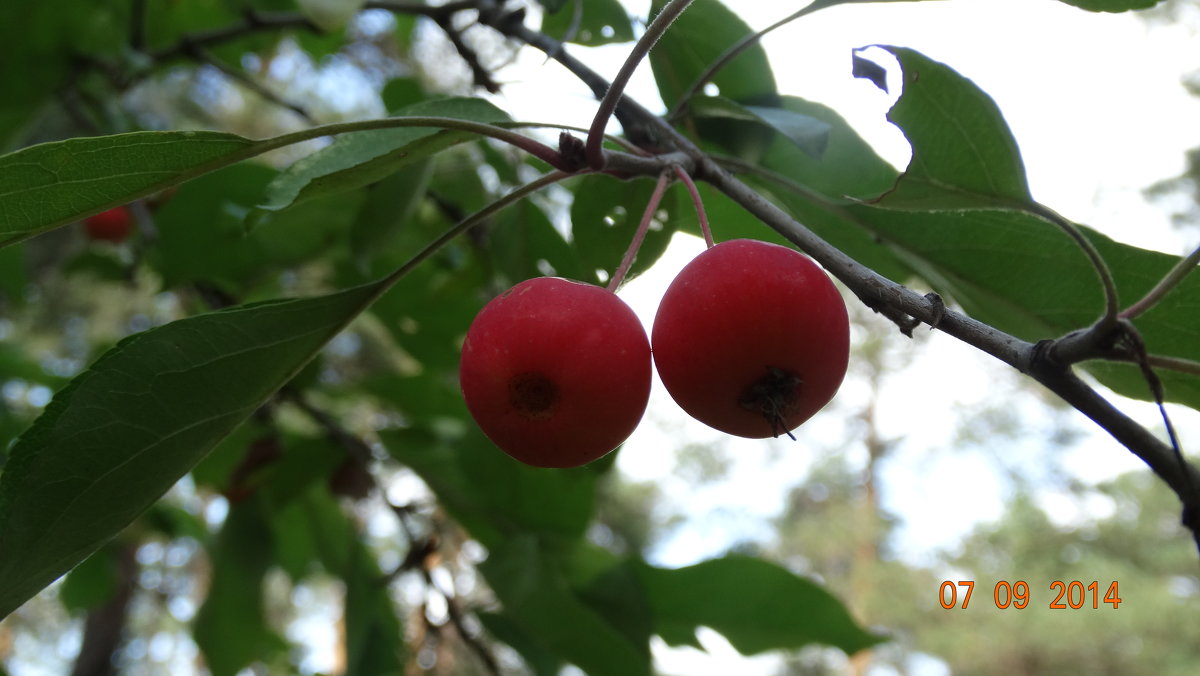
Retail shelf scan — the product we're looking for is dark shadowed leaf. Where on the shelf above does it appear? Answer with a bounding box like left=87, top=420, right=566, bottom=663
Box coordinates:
left=0, top=280, right=388, bottom=619
left=571, top=175, right=679, bottom=285
left=541, top=0, right=634, bottom=46
left=690, top=96, right=832, bottom=157
left=649, top=0, right=778, bottom=109
left=636, top=555, right=884, bottom=655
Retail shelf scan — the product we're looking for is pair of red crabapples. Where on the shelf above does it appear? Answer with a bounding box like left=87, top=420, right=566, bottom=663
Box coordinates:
left=458, top=239, right=850, bottom=468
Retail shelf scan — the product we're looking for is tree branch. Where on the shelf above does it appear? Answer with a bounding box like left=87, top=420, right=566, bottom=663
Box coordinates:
left=472, top=13, right=1200, bottom=549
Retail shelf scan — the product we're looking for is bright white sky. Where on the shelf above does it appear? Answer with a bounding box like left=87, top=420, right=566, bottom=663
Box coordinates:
left=494, top=1, right=1200, bottom=674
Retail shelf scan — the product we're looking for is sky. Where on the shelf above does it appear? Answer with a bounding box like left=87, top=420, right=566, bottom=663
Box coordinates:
left=492, top=1, right=1200, bottom=673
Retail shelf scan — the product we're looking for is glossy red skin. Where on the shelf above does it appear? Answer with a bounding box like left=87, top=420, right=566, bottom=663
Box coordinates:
left=460, top=277, right=651, bottom=468
left=84, top=207, right=134, bottom=243
left=652, top=239, right=849, bottom=439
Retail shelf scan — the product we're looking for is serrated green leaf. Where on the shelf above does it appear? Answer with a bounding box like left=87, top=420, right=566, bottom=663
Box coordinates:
left=541, top=0, right=634, bottom=46
left=636, top=555, right=884, bottom=655
left=851, top=205, right=1200, bottom=410
left=649, top=0, right=778, bottom=110
left=862, top=46, right=1031, bottom=209
left=257, top=98, right=511, bottom=213
left=0, top=279, right=388, bottom=619
left=0, top=131, right=257, bottom=244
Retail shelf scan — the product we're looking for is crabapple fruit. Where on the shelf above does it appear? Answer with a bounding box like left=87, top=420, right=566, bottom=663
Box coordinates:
left=84, top=206, right=134, bottom=243
left=651, top=239, right=849, bottom=439
left=459, top=277, right=651, bottom=468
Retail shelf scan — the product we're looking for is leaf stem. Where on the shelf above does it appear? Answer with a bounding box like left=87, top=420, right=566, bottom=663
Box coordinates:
left=1024, top=203, right=1120, bottom=324
left=1121, top=244, right=1200, bottom=320
left=585, top=0, right=694, bottom=168
left=672, top=166, right=713, bottom=247
left=606, top=172, right=672, bottom=292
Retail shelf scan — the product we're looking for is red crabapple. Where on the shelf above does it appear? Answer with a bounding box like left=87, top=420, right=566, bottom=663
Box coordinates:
left=651, top=239, right=849, bottom=439
left=460, top=277, right=651, bottom=468
left=84, top=206, right=134, bottom=243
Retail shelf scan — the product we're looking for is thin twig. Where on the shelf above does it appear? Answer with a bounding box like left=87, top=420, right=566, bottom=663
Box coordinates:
left=189, top=46, right=316, bottom=123
left=149, top=10, right=323, bottom=62
left=585, top=0, right=695, bottom=168
left=672, top=166, right=713, bottom=247
left=432, top=13, right=502, bottom=93
left=607, top=172, right=672, bottom=291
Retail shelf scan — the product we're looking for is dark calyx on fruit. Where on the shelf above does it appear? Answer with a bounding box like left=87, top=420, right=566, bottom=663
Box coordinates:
left=509, top=373, right=558, bottom=419
left=738, top=366, right=803, bottom=440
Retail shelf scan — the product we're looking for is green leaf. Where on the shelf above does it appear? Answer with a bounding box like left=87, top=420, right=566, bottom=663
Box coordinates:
left=571, top=175, right=678, bottom=285
left=481, top=537, right=651, bottom=675
left=860, top=46, right=1031, bottom=209
left=690, top=96, right=831, bottom=158
left=1054, top=0, right=1163, bottom=11
left=59, top=543, right=121, bottom=613
left=0, top=279, right=388, bottom=619
left=850, top=206, right=1200, bottom=410
left=0, top=131, right=257, bottom=244
left=489, top=198, right=589, bottom=284
left=382, top=426, right=598, bottom=550
left=636, top=555, right=884, bottom=655
left=649, top=0, right=778, bottom=109
left=478, top=612, right=561, bottom=676
left=256, top=97, right=511, bottom=213
left=194, top=498, right=286, bottom=676
left=541, top=0, right=634, bottom=46
left=349, top=162, right=432, bottom=267
left=751, top=97, right=912, bottom=283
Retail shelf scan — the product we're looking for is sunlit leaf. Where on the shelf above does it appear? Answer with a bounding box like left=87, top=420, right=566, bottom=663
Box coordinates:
left=256, top=98, right=511, bottom=213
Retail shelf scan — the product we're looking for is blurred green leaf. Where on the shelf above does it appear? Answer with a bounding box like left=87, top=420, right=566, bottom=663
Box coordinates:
left=383, top=426, right=599, bottom=549
left=636, top=555, right=885, bottom=655
left=489, top=197, right=588, bottom=284
left=482, top=537, right=651, bottom=676
left=571, top=175, right=679, bottom=285
left=59, top=542, right=121, bottom=613
left=194, top=498, right=287, bottom=676
left=541, top=0, right=634, bottom=46
left=0, top=279, right=388, bottom=619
